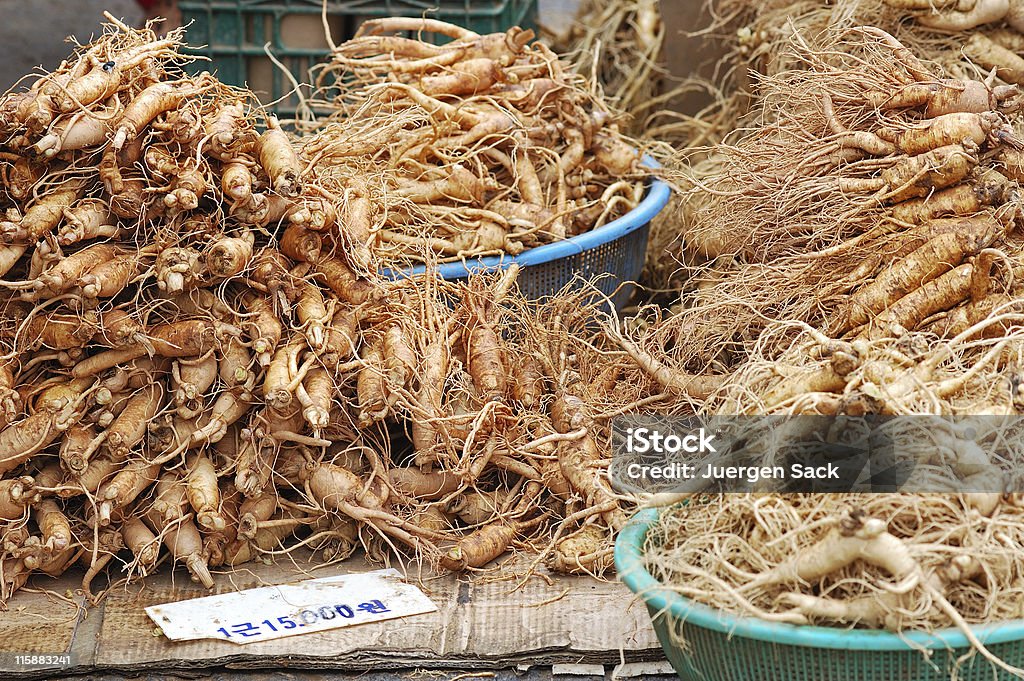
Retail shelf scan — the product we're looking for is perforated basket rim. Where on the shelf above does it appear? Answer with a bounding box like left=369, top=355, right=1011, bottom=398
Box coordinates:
left=615, top=506, right=1024, bottom=652
left=381, top=155, right=670, bottom=281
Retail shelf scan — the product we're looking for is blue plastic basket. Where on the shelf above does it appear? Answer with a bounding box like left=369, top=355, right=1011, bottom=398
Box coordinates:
left=616, top=506, right=1024, bottom=681
left=384, top=156, right=670, bottom=311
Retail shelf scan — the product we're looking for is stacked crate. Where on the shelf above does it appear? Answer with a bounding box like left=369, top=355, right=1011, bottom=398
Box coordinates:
left=179, top=0, right=539, bottom=113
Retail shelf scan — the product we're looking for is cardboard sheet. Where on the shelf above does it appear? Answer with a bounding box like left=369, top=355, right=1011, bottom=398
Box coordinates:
left=0, top=554, right=662, bottom=678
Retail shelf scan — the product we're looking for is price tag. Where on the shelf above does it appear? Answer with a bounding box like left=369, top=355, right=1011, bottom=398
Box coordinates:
left=145, top=568, right=437, bottom=644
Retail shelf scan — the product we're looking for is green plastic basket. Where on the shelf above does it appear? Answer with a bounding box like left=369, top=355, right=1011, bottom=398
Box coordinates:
left=179, top=0, right=538, bottom=112
left=615, top=507, right=1024, bottom=681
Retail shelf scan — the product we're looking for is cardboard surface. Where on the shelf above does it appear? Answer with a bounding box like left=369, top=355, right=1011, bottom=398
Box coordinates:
left=0, top=555, right=662, bottom=678
left=0, top=584, right=82, bottom=654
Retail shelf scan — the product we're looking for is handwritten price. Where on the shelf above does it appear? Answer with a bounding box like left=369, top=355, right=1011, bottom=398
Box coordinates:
left=216, top=599, right=391, bottom=639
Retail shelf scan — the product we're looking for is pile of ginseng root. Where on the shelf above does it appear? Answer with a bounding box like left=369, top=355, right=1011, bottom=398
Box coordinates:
left=637, top=0, right=1024, bottom=289
left=647, top=494, right=1024, bottom=676
left=622, top=23, right=1024, bottom=674
left=617, top=26, right=1024, bottom=416
left=0, top=16, right=656, bottom=606
left=552, top=0, right=667, bottom=137
left=676, top=0, right=1024, bottom=150
left=303, top=17, right=646, bottom=264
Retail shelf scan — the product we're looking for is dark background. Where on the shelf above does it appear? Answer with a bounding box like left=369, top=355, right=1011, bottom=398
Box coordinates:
left=0, top=0, right=142, bottom=91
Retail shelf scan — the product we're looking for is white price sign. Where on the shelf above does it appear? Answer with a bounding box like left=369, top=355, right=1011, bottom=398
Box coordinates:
left=145, top=568, right=437, bottom=644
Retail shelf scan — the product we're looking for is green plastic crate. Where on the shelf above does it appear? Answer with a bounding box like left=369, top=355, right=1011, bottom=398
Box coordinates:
left=179, top=0, right=538, bottom=112
left=617, top=507, right=1024, bottom=681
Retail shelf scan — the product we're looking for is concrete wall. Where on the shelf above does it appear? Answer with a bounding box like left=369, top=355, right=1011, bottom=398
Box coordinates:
left=541, top=0, right=729, bottom=115
left=661, top=0, right=728, bottom=115
left=0, top=0, right=142, bottom=91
